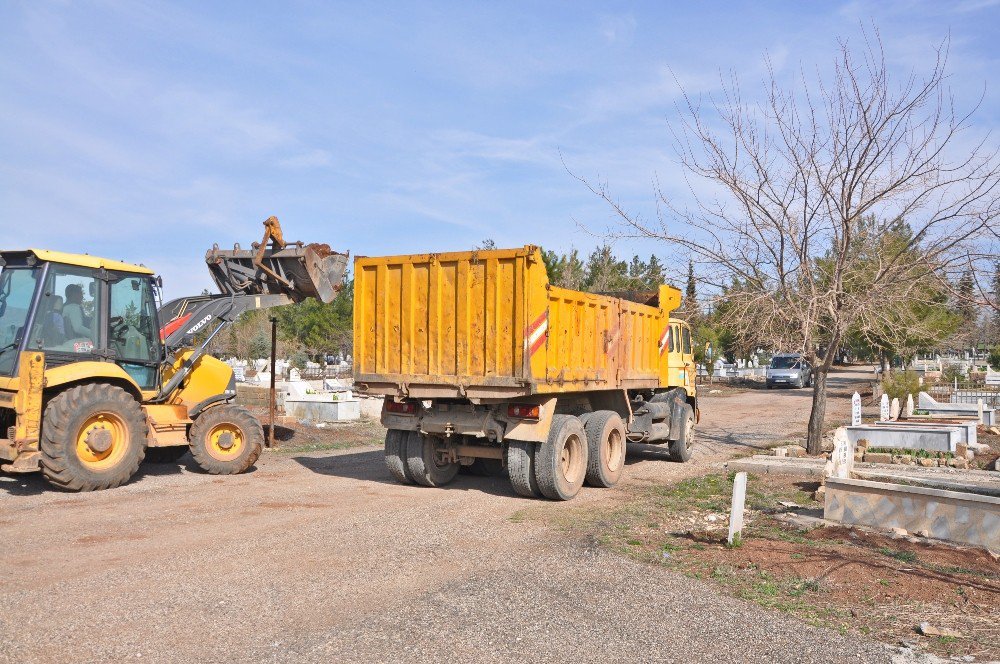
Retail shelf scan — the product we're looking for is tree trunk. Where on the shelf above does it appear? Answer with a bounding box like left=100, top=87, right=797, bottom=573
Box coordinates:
left=806, top=369, right=828, bottom=455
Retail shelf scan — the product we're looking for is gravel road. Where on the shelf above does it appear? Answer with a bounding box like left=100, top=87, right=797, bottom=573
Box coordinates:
left=0, top=367, right=897, bottom=663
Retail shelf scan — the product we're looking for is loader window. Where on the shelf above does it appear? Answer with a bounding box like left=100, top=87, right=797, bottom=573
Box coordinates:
left=30, top=266, right=101, bottom=356
left=682, top=327, right=692, bottom=355
left=109, top=275, right=161, bottom=389
left=0, top=267, right=39, bottom=376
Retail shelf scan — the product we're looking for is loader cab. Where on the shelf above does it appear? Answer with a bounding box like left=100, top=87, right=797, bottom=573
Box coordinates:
left=0, top=250, right=164, bottom=390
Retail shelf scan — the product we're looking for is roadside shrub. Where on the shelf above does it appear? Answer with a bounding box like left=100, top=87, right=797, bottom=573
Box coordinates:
left=989, top=346, right=1000, bottom=372
left=941, top=363, right=967, bottom=384
left=289, top=350, right=310, bottom=370
left=881, top=370, right=921, bottom=402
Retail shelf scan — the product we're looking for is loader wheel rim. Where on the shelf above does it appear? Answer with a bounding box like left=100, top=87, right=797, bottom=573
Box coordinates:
left=207, top=423, right=244, bottom=461
left=559, top=433, right=585, bottom=485
left=606, top=429, right=624, bottom=473
left=75, top=413, right=130, bottom=470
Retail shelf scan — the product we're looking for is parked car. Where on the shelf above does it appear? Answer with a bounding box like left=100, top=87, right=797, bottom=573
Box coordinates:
left=766, top=353, right=812, bottom=389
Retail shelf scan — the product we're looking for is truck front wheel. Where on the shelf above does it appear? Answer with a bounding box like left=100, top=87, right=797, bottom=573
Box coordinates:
left=405, top=432, right=458, bottom=487
left=667, top=404, right=695, bottom=463
left=535, top=415, right=588, bottom=501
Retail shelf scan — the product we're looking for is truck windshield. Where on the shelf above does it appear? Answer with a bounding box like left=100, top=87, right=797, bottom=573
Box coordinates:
left=0, top=267, right=40, bottom=375
left=770, top=356, right=799, bottom=369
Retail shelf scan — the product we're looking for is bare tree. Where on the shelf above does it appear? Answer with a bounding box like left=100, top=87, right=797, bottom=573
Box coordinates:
left=577, top=33, right=1000, bottom=454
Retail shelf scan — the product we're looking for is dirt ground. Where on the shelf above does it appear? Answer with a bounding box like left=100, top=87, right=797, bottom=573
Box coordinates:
left=557, top=471, right=999, bottom=661
left=0, top=366, right=968, bottom=663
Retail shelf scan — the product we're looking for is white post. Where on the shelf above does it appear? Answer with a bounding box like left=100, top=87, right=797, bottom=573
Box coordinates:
left=879, top=393, right=890, bottom=422
left=728, top=472, right=748, bottom=546
left=978, top=398, right=985, bottom=425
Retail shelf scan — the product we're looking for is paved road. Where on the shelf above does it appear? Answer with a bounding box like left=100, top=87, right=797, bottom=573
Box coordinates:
left=0, top=367, right=894, bottom=663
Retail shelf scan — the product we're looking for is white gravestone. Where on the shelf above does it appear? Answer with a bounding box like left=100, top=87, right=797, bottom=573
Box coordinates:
left=890, top=398, right=900, bottom=420
left=728, top=472, right=748, bottom=546
left=851, top=392, right=862, bottom=426
left=825, top=427, right=855, bottom=479
left=905, top=393, right=914, bottom=418
left=880, top=393, right=890, bottom=422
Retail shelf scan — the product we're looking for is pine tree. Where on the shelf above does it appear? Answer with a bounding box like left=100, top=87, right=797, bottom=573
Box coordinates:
left=956, top=270, right=978, bottom=348
left=991, top=261, right=1000, bottom=344
left=645, top=255, right=664, bottom=289
left=583, top=245, right=627, bottom=292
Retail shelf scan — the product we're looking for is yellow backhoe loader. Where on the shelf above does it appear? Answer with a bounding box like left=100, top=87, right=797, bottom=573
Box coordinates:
left=0, top=218, right=347, bottom=491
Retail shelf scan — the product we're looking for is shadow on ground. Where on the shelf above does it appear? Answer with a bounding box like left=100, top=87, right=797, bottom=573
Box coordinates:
left=293, top=450, right=520, bottom=498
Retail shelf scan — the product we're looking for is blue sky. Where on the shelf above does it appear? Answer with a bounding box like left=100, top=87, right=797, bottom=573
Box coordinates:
left=2, top=0, right=998, bottom=299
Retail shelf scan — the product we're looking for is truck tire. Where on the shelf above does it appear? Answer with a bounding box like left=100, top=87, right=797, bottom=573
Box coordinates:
left=667, top=403, right=695, bottom=463
left=384, top=429, right=414, bottom=484
left=189, top=404, right=263, bottom=475
left=39, top=383, right=147, bottom=492
left=144, top=446, right=188, bottom=463
left=583, top=411, right=626, bottom=488
left=507, top=441, right=541, bottom=498
left=405, top=432, right=458, bottom=487
left=534, top=415, right=588, bottom=501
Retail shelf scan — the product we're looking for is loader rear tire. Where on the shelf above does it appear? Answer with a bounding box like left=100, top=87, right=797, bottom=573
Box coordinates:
left=384, top=429, right=415, bottom=484
left=189, top=404, right=263, bottom=475
left=534, top=415, right=588, bottom=501
left=144, top=446, right=188, bottom=463
left=583, top=410, right=626, bottom=488
left=39, top=383, right=147, bottom=492
left=507, top=441, right=541, bottom=498
left=405, top=432, right=458, bottom=487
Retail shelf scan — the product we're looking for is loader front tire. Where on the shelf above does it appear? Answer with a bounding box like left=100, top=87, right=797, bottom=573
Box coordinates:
left=39, top=383, right=147, bottom=492
left=189, top=404, right=263, bottom=475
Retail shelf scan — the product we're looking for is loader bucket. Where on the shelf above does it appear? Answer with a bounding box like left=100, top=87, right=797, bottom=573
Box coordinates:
left=205, top=230, right=348, bottom=305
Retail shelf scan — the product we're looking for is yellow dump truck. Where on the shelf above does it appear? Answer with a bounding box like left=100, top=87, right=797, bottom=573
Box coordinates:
left=353, top=245, right=697, bottom=500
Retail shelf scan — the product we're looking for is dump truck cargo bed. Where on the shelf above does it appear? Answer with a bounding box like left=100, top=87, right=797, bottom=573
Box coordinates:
left=353, top=246, right=685, bottom=400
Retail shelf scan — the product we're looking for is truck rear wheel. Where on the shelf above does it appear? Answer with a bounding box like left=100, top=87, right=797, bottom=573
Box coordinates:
left=384, top=429, right=415, bottom=484
left=188, top=404, right=263, bottom=475
left=405, top=432, right=458, bottom=487
left=534, top=415, right=588, bottom=501
left=668, top=403, right=695, bottom=462
left=583, top=411, right=626, bottom=488
left=39, top=383, right=147, bottom=492
left=507, top=441, right=541, bottom=498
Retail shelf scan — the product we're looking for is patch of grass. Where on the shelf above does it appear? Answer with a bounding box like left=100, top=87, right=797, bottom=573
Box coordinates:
left=878, top=547, right=918, bottom=563
left=509, top=510, right=529, bottom=524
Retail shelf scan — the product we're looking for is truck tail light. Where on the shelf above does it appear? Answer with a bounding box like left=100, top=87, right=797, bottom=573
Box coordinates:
left=385, top=399, right=417, bottom=415
left=508, top=404, right=540, bottom=420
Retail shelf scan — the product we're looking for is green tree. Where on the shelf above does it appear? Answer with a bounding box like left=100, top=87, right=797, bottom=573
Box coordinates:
left=645, top=255, right=664, bottom=289
left=583, top=245, right=629, bottom=292
left=275, top=278, right=355, bottom=359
